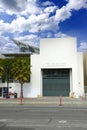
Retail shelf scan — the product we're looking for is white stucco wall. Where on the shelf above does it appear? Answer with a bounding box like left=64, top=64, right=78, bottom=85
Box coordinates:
left=9, top=83, right=31, bottom=98
left=0, top=82, right=31, bottom=98
left=31, top=37, right=84, bottom=97
left=77, top=53, right=84, bottom=96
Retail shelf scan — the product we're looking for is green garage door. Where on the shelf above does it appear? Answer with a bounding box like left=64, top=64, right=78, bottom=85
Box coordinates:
left=43, top=69, right=70, bottom=96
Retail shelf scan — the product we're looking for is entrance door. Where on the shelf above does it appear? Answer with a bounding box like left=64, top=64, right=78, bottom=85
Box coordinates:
left=0, top=88, right=2, bottom=97
left=42, top=69, right=70, bottom=96
left=3, top=87, right=8, bottom=98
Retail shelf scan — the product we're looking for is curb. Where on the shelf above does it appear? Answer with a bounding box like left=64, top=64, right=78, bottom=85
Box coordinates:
left=0, top=101, right=87, bottom=105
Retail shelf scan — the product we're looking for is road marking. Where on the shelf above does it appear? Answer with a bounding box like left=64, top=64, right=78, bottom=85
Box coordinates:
left=0, top=119, right=7, bottom=121
left=58, top=120, right=67, bottom=124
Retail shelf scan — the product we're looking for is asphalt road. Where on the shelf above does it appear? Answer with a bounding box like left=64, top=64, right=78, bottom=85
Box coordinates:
left=0, top=104, right=87, bottom=130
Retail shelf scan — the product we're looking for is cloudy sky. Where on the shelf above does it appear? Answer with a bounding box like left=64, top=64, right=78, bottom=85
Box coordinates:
left=0, top=0, right=87, bottom=53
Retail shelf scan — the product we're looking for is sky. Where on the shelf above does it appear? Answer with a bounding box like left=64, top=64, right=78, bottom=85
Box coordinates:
left=0, top=0, right=87, bottom=53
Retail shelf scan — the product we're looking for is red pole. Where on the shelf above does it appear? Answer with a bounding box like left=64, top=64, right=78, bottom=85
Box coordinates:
left=59, top=96, right=62, bottom=106
left=20, top=96, right=22, bottom=105
left=82, top=96, right=85, bottom=101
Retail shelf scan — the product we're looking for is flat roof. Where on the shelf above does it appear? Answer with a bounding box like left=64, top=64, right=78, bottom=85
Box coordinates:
left=12, top=39, right=39, bottom=54
left=2, top=52, right=31, bottom=57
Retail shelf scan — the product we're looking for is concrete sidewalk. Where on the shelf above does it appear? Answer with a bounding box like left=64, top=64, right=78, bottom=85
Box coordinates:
left=0, top=97, right=87, bottom=106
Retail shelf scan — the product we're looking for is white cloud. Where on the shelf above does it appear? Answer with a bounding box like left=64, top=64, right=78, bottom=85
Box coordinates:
left=1, top=0, right=87, bottom=36
left=55, top=6, right=71, bottom=22
left=14, top=34, right=39, bottom=46
left=10, top=12, right=52, bottom=33
left=0, top=0, right=57, bottom=35
left=17, top=35, right=37, bottom=41
left=0, top=0, right=41, bottom=16
left=21, top=2, right=41, bottom=16
left=0, top=20, right=11, bottom=33
left=44, top=6, right=57, bottom=13
left=78, top=42, right=87, bottom=52
left=0, top=0, right=87, bottom=52
left=1, top=45, right=19, bottom=53
left=41, top=18, right=57, bottom=32
left=0, top=17, right=28, bottom=34
left=42, top=1, right=54, bottom=6
left=55, top=0, right=87, bottom=22
left=0, top=36, right=19, bottom=53
left=27, top=0, right=37, bottom=2
left=54, top=32, right=68, bottom=38
left=16, top=35, right=38, bottom=43
left=0, top=0, right=27, bottom=15
left=36, top=13, right=49, bottom=23
left=0, top=12, right=51, bottom=34
left=10, top=17, right=27, bottom=33
left=46, top=32, right=53, bottom=38
left=66, top=0, right=87, bottom=10
left=26, top=13, right=50, bottom=33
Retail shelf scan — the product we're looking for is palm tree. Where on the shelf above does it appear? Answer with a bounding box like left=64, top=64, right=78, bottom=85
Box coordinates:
left=11, top=57, right=31, bottom=98
left=0, top=59, right=5, bottom=82
left=0, top=66, right=4, bottom=83
left=0, top=66, right=4, bottom=76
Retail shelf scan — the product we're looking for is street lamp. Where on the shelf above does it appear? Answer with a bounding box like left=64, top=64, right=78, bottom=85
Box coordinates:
left=0, top=76, right=2, bottom=97
left=6, top=65, right=10, bottom=98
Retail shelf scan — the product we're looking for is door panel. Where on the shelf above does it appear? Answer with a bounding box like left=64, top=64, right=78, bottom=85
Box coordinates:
left=43, top=69, right=70, bottom=96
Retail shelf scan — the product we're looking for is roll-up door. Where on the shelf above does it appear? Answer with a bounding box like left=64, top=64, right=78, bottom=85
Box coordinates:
left=43, top=69, right=70, bottom=96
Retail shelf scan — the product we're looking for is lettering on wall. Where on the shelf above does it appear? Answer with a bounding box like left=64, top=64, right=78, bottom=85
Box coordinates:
left=46, top=62, right=66, bottom=67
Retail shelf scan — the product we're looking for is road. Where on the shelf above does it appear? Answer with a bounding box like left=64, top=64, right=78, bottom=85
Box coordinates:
left=0, top=104, right=87, bottom=130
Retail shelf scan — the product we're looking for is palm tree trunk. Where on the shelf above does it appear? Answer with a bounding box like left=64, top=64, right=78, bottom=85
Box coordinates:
left=20, top=83, right=23, bottom=98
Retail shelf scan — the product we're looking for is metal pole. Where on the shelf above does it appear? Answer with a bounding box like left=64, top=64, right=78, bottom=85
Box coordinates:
left=6, top=66, right=9, bottom=98
left=59, top=95, right=62, bottom=106
left=20, top=95, right=22, bottom=105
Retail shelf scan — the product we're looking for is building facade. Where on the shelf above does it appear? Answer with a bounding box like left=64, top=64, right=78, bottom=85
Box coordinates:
left=83, top=51, right=87, bottom=92
left=31, top=37, right=84, bottom=98
left=0, top=37, right=85, bottom=98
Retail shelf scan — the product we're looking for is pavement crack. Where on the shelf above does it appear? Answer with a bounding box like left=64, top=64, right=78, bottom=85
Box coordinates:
left=0, top=122, right=7, bottom=128
left=47, top=117, right=53, bottom=124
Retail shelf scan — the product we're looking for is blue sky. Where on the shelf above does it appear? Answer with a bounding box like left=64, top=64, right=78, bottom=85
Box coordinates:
left=0, top=0, right=87, bottom=52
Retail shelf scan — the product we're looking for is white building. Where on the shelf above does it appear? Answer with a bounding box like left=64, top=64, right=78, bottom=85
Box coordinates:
left=31, top=37, right=84, bottom=98
left=0, top=37, right=84, bottom=98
